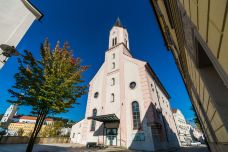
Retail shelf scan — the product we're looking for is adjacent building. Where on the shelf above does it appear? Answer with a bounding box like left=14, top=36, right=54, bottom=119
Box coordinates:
left=7, top=122, right=47, bottom=136
left=150, top=0, right=228, bottom=151
left=12, top=115, right=54, bottom=125
left=70, top=19, right=179, bottom=151
left=0, top=0, right=43, bottom=69
left=0, top=104, right=18, bottom=125
left=7, top=116, right=54, bottom=136
left=172, top=109, right=192, bottom=146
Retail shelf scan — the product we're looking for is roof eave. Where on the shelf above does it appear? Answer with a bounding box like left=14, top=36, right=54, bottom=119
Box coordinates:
left=21, top=0, right=43, bottom=21
left=145, top=63, right=171, bottom=99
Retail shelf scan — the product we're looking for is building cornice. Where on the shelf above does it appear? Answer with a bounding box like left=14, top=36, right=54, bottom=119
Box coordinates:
left=21, top=0, right=43, bottom=21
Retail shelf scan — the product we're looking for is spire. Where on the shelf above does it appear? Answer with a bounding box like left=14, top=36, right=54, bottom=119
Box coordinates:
left=114, top=17, right=123, bottom=27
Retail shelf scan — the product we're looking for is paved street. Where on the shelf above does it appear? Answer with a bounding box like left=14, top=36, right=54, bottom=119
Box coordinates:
left=0, top=144, right=209, bottom=152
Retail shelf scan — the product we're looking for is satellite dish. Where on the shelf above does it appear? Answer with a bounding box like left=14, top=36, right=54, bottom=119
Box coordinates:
left=0, top=44, right=20, bottom=57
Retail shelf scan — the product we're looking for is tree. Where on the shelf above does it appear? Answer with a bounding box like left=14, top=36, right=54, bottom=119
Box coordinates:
left=17, top=128, right=24, bottom=136
left=8, top=39, right=88, bottom=152
left=190, top=106, right=201, bottom=130
left=39, top=121, right=64, bottom=137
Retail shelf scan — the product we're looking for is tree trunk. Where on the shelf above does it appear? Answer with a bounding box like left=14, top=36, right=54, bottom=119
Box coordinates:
left=26, top=110, right=48, bottom=152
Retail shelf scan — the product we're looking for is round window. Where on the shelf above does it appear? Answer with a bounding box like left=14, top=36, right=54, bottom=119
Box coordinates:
left=129, top=82, right=136, bottom=89
left=94, top=92, right=99, bottom=98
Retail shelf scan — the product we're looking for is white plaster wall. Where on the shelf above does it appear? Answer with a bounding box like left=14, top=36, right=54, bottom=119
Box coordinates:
left=0, top=0, right=37, bottom=69
left=105, top=47, right=120, bottom=73
left=123, top=59, right=154, bottom=151
left=71, top=119, right=85, bottom=143
left=85, top=65, right=105, bottom=143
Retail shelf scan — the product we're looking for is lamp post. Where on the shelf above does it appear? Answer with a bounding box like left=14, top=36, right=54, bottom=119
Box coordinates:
left=0, top=44, right=20, bottom=64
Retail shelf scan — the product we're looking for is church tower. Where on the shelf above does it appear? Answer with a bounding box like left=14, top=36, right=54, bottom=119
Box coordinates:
left=108, top=18, right=129, bottom=50
left=70, top=18, right=179, bottom=151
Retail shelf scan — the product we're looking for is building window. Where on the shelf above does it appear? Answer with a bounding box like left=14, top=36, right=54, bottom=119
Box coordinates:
left=94, top=92, right=99, bottom=98
left=111, top=93, right=115, bottom=102
left=113, top=53, right=115, bottom=59
left=112, top=38, right=114, bottom=46
left=151, top=84, right=154, bottom=92
left=112, top=62, right=115, bottom=69
left=111, top=78, right=115, bottom=86
left=90, top=109, right=97, bottom=131
left=132, top=101, right=141, bottom=130
left=112, top=37, right=117, bottom=46
left=72, top=133, right=75, bottom=138
left=129, top=81, right=136, bottom=89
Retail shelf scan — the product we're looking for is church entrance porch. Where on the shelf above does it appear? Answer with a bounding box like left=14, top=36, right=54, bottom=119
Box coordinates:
left=87, top=114, right=120, bottom=146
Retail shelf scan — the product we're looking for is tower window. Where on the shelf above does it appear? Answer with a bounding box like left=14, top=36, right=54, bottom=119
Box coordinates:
left=112, top=62, right=115, bottom=69
left=90, top=109, right=97, bottom=131
left=111, top=78, right=115, bottom=86
left=132, top=101, right=141, bottom=129
left=112, top=38, right=115, bottom=46
left=111, top=93, right=115, bottom=102
left=112, top=37, right=117, bottom=46
left=113, top=53, right=115, bottom=59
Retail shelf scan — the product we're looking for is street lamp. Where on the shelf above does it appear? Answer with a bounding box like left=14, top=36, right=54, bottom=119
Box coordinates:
left=0, top=44, right=20, bottom=63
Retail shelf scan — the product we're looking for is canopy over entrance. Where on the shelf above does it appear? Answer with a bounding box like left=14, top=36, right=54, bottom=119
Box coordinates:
left=87, top=114, right=119, bottom=123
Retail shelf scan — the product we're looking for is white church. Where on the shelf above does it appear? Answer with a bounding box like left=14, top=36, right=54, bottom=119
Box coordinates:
left=70, top=19, right=180, bottom=151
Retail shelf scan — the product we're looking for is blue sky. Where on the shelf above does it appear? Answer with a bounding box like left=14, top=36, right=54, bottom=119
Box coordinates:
left=0, top=0, right=194, bottom=122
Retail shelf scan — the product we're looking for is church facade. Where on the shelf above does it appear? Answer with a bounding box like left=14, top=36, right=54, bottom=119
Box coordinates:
left=70, top=19, right=180, bottom=151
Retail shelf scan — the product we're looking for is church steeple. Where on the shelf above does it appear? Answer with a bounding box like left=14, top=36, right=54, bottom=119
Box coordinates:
left=113, top=17, right=123, bottom=28
left=109, top=18, right=129, bottom=50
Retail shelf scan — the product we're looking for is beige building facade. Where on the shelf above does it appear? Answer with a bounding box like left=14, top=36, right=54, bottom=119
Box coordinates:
left=8, top=122, right=46, bottom=136
left=150, top=0, right=228, bottom=151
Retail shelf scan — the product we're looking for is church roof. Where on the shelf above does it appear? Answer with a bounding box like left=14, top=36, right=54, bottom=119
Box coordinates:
left=113, top=17, right=123, bottom=28
left=145, top=63, right=170, bottom=99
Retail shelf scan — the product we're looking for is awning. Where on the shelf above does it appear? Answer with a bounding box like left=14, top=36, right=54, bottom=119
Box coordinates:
left=87, top=114, right=120, bottom=123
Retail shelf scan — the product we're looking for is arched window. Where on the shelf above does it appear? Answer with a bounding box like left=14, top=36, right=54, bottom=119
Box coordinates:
left=90, top=109, right=97, bottom=131
left=132, top=101, right=141, bottom=129
left=112, top=62, right=115, bottom=69
left=111, top=78, right=115, bottom=86
left=111, top=93, right=114, bottom=102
